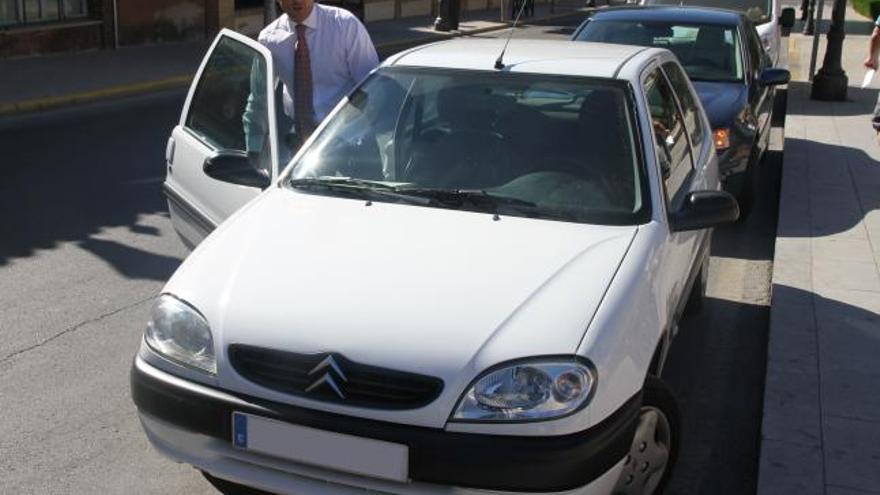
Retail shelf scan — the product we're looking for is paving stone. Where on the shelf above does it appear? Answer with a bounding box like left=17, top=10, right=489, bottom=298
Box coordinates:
left=824, top=416, right=880, bottom=490
left=820, top=365, right=880, bottom=422
left=825, top=485, right=880, bottom=495
left=826, top=485, right=880, bottom=495
left=763, top=24, right=880, bottom=495
left=812, top=259, right=880, bottom=292
left=768, top=285, right=818, bottom=373
left=762, top=364, right=822, bottom=447
left=757, top=440, right=824, bottom=495
left=812, top=238, right=875, bottom=262
left=773, top=258, right=812, bottom=289
left=814, top=293, right=880, bottom=372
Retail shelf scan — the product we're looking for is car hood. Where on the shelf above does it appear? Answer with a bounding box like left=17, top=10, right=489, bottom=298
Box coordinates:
left=693, top=81, right=748, bottom=129
left=165, top=189, right=637, bottom=426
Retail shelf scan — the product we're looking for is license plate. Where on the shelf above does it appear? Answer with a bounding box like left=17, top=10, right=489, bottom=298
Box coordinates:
left=232, top=412, right=409, bottom=482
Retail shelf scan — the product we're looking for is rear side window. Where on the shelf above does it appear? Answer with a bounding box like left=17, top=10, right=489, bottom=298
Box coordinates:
left=644, top=69, right=693, bottom=204
left=662, top=61, right=704, bottom=158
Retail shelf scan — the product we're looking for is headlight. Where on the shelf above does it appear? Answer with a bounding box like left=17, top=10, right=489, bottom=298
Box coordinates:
left=144, top=294, right=216, bottom=374
left=451, top=359, right=596, bottom=422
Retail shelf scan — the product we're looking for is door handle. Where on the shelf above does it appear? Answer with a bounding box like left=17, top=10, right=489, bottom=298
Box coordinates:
left=166, top=137, right=176, bottom=165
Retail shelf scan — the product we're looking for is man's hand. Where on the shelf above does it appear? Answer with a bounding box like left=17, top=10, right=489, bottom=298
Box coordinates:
left=864, top=57, right=878, bottom=69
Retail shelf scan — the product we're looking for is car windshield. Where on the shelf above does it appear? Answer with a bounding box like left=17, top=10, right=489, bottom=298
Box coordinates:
left=286, top=68, right=648, bottom=225
left=575, top=21, right=743, bottom=82
left=643, top=0, right=772, bottom=24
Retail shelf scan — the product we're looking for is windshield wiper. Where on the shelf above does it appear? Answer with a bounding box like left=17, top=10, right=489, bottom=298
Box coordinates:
left=288, top=179, right=539, bottom=214
left=391, top=187, right=539, bottom=214
left=288, top=177, right=432, bottom=204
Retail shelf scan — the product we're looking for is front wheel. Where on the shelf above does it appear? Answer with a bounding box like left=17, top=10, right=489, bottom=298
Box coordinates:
left=612, top=376, right=681, bottom=495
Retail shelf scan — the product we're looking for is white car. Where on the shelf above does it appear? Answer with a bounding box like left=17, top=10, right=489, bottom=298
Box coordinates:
left=639, top=0, right=795, bottom=66
left=133, top=31, right=738, bottom=495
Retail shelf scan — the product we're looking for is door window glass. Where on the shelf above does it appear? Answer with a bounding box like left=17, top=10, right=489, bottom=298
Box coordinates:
left=186, top=36, right=270, bottom=158
left=645, top=69, right=693, bottom=204
left=662, top=61, right=704, bottom=158
left=746, top=24, right=764, bottom=77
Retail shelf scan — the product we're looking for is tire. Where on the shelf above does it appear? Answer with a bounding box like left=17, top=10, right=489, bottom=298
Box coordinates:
left=202, top=472, right=276, bottom=495
left=730, top=148, right=761, bottom=222
left=612, top=376, right=681, bottom=495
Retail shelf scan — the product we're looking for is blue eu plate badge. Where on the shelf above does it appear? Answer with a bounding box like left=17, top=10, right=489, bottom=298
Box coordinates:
left=232, top=412, right=248, bottom=449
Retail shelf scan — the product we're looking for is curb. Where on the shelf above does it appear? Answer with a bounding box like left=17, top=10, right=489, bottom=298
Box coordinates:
left=0, top=9, right=586, bottom=118
left=0, top=75, right=193, bottom=117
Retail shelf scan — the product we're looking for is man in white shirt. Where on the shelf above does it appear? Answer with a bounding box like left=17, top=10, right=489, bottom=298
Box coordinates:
left=243, top=0, right=379, bottom=163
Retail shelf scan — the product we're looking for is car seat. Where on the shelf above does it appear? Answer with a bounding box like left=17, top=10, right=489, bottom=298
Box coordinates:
left=691, top=27, right=731, bottom=74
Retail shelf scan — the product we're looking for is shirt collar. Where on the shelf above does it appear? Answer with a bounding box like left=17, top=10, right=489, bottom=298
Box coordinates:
left=287, top=5, right=319, bottom=32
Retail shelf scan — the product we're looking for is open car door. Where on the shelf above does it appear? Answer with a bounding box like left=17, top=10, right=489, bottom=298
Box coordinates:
left=164, top=29, right=279, bottom=249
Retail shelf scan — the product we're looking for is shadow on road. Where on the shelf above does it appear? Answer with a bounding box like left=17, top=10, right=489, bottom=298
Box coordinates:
left=0, top=91, right=186, bottom=280
left=77, top=237, right=180, bottom=281
left=663, top=295, right=769, bottom=495
left=774, top=136, right=880, bottom=239
left=710, top=87, right=786, bottom=262
left=787, top=82, right=878, bottom=117
left=710, top=147, right=783, bottom=262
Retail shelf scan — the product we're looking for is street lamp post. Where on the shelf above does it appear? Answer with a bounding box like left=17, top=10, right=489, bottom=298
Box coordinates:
left=802, top=0, right=815, bottom=35
left=434, top=0, right=460, bottom=31
left=811, top=0, right=848, bottom=100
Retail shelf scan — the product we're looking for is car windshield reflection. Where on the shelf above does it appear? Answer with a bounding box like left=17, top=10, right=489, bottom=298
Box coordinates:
left=575, top=21, right=744, bottom=83
left=644, top=0, right=773, bottom=24
left=286, top=68, right=648, bottom=226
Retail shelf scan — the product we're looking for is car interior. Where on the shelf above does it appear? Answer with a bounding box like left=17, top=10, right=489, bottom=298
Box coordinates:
left=293, top=73, right=643, bottom=219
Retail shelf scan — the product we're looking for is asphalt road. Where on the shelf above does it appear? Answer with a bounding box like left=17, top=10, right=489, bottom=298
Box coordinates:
left=0, top=16, right=783, bottom=494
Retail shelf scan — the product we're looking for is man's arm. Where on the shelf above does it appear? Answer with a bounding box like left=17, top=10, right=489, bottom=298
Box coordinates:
left=346, top=19, right=380, bottom=84
left=242, top=57, right=269, bottom=156
left=865, top=22, right=880, bottom=69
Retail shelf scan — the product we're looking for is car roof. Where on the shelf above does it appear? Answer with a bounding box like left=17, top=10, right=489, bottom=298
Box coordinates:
left=386, top=38, right=658, bottom=79
left=583, top=5, right=744, bottom=26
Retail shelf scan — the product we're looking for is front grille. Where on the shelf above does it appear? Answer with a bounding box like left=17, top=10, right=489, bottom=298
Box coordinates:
left=228, top=344, right=444, bottom=409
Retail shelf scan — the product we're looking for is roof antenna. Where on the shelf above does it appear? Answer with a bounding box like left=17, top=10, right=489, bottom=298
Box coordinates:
left=494, top=0, right=529, bottom=70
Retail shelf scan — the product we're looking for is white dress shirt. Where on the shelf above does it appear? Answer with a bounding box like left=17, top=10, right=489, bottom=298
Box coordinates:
left=244, top=5, right=379, bottom=153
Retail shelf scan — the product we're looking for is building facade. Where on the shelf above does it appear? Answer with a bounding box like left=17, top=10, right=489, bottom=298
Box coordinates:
left=0, top=0, right=511, bottom=58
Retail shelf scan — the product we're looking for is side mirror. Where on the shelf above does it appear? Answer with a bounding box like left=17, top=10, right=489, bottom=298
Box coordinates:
left=759, top=68, right=791, bottom=87
left=203, top=150, right=271, bottom=190
left=780, top=7, right=796, bottom=29
left=670, top=190, right=739, bottom=232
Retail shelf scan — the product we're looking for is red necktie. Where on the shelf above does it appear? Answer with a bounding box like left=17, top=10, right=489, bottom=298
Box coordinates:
left=294, top=24, right=315, bottom=138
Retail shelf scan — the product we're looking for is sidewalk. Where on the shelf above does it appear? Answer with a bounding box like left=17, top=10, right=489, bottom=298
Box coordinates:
left=758, top=4, right=880, bottom=495
left=0, top=3, right=586, bottom=117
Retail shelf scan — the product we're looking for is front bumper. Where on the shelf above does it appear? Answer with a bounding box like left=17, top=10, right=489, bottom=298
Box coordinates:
left=717, top=137, right=752, bottom=183
left=131, top=357, right=640, bottom=494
